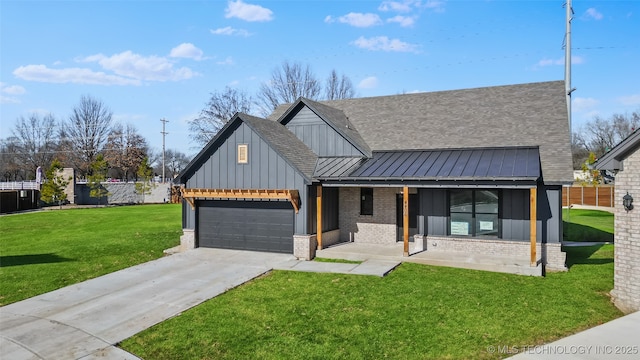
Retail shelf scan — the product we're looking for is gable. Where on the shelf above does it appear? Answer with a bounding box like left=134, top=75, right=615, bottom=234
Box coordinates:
left=284, top=107, right=365, bottom=157
left=270, top=81, right=573, bottom=185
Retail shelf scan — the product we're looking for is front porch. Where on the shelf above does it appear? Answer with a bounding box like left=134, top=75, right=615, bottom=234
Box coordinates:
left=316, top=242, right=543, bottom=276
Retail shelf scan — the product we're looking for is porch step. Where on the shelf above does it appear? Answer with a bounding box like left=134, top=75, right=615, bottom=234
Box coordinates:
left=316, top=243, right=542, bottom=276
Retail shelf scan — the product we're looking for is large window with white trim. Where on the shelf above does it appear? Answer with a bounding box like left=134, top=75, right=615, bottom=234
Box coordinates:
left=449, top=189, right=499, bottom=237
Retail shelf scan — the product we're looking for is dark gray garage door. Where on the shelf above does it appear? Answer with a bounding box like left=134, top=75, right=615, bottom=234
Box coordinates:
left=198, top=200, right=294, bottom=253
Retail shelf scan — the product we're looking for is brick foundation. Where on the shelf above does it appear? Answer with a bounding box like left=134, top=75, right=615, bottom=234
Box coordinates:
left=294, top=234, right=317, bottom=260
left=180, top=229, right=195, bottom=251
left=424, top=235, right=566, bottom=271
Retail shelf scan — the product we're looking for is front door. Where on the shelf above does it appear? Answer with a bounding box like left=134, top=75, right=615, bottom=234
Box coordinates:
left=396, top=194, right=418, bottom=242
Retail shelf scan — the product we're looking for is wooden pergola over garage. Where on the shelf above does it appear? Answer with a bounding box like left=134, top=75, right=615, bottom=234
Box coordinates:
left=180, top=188, right=300, bottom=213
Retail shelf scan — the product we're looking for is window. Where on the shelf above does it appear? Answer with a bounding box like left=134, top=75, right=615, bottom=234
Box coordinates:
left=237, top=144, right=248, bottom=164
left=449, top=189, right=499, bottom=237
left=360, top=188, right=373, bottom=215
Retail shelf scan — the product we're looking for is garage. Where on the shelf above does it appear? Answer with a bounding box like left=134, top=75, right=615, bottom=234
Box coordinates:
left=197, top=200, right=294, bottom=253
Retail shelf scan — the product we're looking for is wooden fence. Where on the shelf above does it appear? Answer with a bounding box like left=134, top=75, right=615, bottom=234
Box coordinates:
left=562, top=185, right=614, bottom=207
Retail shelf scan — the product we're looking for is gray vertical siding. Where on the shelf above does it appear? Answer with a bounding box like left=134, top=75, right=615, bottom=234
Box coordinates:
left=285, top=107, right=364, bottom=156
left=308, top=185, right=339, bottom=234
left=417, top=186, right=562, bottom=243
left=183, top=122, right=309, bottom=234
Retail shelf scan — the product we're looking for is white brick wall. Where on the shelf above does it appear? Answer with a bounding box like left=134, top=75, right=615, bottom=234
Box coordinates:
left=339, top=187, right=397, bottom=245
left=612, top=148, right=640, bottom=313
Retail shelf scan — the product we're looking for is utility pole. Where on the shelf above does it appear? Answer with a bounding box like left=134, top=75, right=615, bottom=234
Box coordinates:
left=564, top=0, right=575, bottom=136
left=161, top=118, right=169, bottom=183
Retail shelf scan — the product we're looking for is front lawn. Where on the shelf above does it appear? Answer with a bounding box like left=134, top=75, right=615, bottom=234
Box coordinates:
left=563, top=208, right=614, bottom=242
left=0, top=204, right=181, bottom=306
left=122, top=244, right=621, bottom=359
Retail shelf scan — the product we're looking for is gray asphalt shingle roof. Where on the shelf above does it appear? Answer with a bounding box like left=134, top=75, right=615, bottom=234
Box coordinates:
left=270, top=81, right=573, bottom=184
left=240, top=113, right=318, bottom=181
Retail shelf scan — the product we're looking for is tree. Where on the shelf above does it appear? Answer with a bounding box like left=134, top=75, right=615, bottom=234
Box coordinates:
left=257, top=61, right=322, bottom=115
left=188, top=87, right=253, bottom=146
left=579, top=152, right=602, bottom=186
left=11, top=113, right=58, bottom=179
left=63, top=95, right=113, bottom=176
left=572, top=109, right=639, bottom=169
left=87, top=154, right=109, bottom=204
left=0, top=137, right=26, bottom=181
left=104, top=123, right=148, bottom=181
left=325, top=69, right=356, bottom=100
left=135, top=157, right=156, bottom=203
left=158, top=149, right=191, bottom=180
left=40, top=159, right=70, bottom=208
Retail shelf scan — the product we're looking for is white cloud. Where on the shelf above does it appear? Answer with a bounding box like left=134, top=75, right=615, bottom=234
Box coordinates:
left=216, top=56, right=235, bottom=65
left=572, top=97, right=600, bottom=113
left=584, top=8, right=603, bottom=20
left=379, top=1, right=413, bottom=13
left=358, top=76, right=379, bottom=89
left=379, top=0, right=445, bottom=13
left=387, top=15, right=416, bottom=27
left=0, top=95, right=20, bottom=104
left=13, top=64, right=141, bottom=85
left=617, top=94, right=640, bottom=106
left=210, top=26, right=251, bottom=37
left=534, top=55, right=584, bottom=68
left=169, top=43, right=204, bottom=61
left=352, top=36, right=419, bottom=53
left=225, top=0, right=273, bottom=22
left=337, top=13, right=382, bottom=27
left=1, top=83, right=26, bottom=95
left=81, top=51, right=197, bottom=82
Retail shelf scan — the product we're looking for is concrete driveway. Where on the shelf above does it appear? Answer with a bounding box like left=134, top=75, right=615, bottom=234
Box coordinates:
left=0, top=249, right=296, bottom=360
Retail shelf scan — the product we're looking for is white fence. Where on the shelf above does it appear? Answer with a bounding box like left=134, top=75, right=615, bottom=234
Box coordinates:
left=0, top=181, right=40, bottom=191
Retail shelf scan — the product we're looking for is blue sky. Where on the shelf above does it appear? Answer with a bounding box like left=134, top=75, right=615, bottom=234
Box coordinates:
left=1, top=0, right=639, bottom=158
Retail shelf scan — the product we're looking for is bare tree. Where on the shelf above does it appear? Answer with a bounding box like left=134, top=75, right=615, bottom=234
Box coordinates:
left=257, top=61, right=322, bottom=115
left=325, top=69, right=356, bottom=100
left=0, top=137, right=26, bottom=181
left=11, top=113, right=58, bottom=178
left=188, top=87, right=253, bottom=147
left=158, top=149, right=191, bottom=180
left=103, top=123, right=149, bottom=181
left=63, top=95, right=113, bottom=176
left=572, top=109, right=640, bottom=168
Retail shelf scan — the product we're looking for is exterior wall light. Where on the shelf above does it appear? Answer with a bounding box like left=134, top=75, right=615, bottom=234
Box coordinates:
left=623, top=192, right=634, bottom=212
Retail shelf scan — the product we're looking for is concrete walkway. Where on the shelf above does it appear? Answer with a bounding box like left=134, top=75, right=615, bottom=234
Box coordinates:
left=0, top=249, right=397, bottom=360
left=508, top=310, right=640, bottom=359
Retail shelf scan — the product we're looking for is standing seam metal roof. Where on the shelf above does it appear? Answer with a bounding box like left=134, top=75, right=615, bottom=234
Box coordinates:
left=313, top=147, right=540, bottom=181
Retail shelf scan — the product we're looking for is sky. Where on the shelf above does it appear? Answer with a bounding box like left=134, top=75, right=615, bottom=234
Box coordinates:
left=1, top=0, right=639, bottom=160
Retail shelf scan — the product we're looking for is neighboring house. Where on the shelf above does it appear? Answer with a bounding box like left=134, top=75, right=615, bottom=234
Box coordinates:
left=595, top=129, right=640, bottom=313
left=176, top=81, right=573, bottom=274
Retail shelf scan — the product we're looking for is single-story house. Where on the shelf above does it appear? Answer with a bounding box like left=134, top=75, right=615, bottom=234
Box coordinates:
left=176, top=81, right=573, bottom=273
left=595, top=128, right=640, bottom=313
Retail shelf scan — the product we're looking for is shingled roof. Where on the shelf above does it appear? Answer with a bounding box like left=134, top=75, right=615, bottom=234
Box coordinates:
left=269, top=81, right=573, bottom=184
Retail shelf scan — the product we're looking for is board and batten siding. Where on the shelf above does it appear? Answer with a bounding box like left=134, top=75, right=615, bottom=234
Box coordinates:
left=285, top=107, right=364, bottom=157
left=417, top=186, right=562, bottom=243
left=183, top=121, right=309, bottom=235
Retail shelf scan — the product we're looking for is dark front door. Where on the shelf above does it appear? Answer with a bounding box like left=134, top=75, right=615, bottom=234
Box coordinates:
left=396, top=194, right=418, bottom=241
left=198, top=200, right=294, bottom=253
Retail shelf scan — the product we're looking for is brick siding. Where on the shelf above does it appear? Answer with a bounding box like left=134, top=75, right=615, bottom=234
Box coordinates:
left=612, top=148, right=640, bottom=313
left=338, top=187, right=397, bottom=245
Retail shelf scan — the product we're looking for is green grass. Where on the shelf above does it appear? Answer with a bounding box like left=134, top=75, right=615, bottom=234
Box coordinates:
left=314, top=257, right=362, bottom=264
left=121, top=244, right=621, bottom=360
left=563, top=208, right=614, bottom=242
left=0, top=204, right=181, bottom=306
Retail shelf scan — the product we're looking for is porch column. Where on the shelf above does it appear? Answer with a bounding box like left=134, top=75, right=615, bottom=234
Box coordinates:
left=530, top=187, right=537, bottom=266
left=403, top=186, right=409, bottom=257
left=317, top=185, right=322, bottom=250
